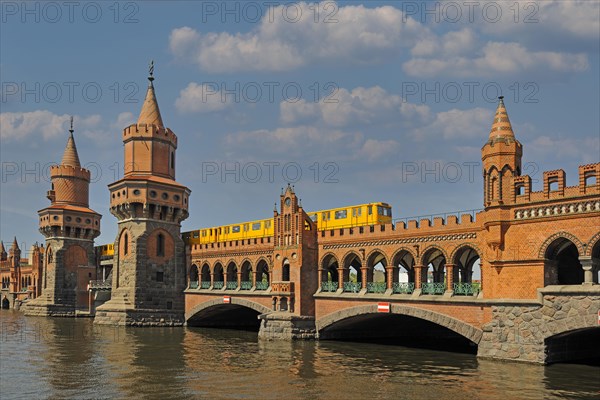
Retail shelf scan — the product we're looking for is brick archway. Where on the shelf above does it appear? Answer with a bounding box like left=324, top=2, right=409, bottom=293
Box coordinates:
left=538, top=232, right=585, bottom=259
left=316, top=304, right=483, bottom=344
left=185, top=297, right=271, bottom=323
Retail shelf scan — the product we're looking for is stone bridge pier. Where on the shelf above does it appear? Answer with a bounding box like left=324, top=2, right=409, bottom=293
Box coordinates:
left=478, top=286, right=600, bottom=364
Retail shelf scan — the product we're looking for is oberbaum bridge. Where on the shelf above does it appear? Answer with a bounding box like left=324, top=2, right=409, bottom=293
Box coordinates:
left=2, top=68, right=599, bottom=365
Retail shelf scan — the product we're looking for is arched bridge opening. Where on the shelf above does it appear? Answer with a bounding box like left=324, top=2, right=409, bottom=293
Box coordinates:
left=318, top=306, right=481, bottom=355
left=545, top=328, right=600, bottom=366
left=186, top=299, right=271, bottom=332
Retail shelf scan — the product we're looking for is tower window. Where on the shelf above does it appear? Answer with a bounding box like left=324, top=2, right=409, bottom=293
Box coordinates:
left=123, top=233, right=128, bottom=255
left=171, top=151, right=175, bottom=169
left=156, top=271, right=164, bottom=282
left=157, top=233, right=165, bottom=257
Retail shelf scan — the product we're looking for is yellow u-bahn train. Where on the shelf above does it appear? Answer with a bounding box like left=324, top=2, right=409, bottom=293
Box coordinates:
left=182, top=202, right=392, bottom=246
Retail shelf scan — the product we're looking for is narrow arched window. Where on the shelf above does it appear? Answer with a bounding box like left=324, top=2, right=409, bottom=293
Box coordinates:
left=123, top=233, right=128, bottom=255
left=157, top=233, right=165, bottom=257
left=170, top=151, right=175, bottom=169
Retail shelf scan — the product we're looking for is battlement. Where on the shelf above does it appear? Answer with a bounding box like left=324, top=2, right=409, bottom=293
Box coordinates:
left=123, top=123, right=177, bottom=145
left=512, top=162, right=599, bottom=204
left=50, top=164, right=91, bottom=180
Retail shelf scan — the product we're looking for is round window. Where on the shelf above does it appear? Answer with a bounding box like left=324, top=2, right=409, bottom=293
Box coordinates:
left=85, top=219, right=91, bottom=224
left=150, top=190, right=157, bottom=198
left=133, top=189, right=141, bottom=195
left=53, top=216, right=59, bottom=221
left=65, top=216, right=72, bottom=222
left=162, top=193, right=169, bottom=200
left=174, top=194, right=180, bottom=201
left=76, top=217, right=81, bottom=223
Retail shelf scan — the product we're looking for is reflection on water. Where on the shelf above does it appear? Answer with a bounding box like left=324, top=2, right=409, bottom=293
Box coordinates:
left=1, top=310, right=599, bottom=400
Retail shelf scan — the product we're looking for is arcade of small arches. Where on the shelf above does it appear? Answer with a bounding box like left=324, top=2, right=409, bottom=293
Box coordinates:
left=318, top=244, right=483, bottom=296
left=188, top=258, right=271, bottom=291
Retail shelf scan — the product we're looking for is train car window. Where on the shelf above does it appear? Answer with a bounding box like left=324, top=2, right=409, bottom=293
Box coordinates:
left=335, top=210, right=347, bottom=219
left=322, top=212, right=330, bottom=221
left=310, top=214, right=317, bottom=222
left=352, top=207, right=362, bottom=217
left=377, top=206, right=392, bottom=217
left=368, top=206, right=373, bottom=215
left=244, top=224, right=249, bottom=232
left=265, top=220, right=271, bottom=229
left=202, top=230, right=207, bottom=237
left=232, top=226, right=240, bottom=233
left=252, top=222, right=261, bottom=230
left=192, top=231, right=199, bottom=238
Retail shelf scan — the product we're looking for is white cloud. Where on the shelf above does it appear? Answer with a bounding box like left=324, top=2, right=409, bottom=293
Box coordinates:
left=411, top=107, right=492, bottom=141
left=527, top=136, right=600, bottom=165
left=175, top=82, right=234, bottom=113
left=224, top=125, right=399, bottom=163
left=169, top=2, right=426, bottom=72
left=280, top=86, right=430, bottom=127
left=403, top=41, right=588, bottom=77
left=411, top=28, right=477, bottom=57
left=475, top=0, right=600, bottom=42
left=0, top=111, right=102, bottom=142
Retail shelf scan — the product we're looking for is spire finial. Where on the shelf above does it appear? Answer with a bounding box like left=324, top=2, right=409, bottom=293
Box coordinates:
left=148, top=60, right=155, bottom=83
left=69, top=116, right=74, bottom=135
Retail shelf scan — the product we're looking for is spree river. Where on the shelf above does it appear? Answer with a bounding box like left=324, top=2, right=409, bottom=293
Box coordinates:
left=1, top=311, right=598, bottom=400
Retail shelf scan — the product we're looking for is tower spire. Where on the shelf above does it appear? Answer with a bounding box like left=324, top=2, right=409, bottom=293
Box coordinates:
left=61, top=116, right=81, bottom=168
left=11, top=236, right=19, bottom=250
left=488, top=96, right=515, bottom=142
left=137, top=60, right=164, bottom=127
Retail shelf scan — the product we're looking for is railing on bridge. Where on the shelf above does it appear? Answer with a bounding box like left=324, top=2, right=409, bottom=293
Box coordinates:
left=213, top=281, right=224, bottom=289
left=271, top=281, right=294, bottom=293
left=421, top=282, right=446, bottom=295
left=255, top=281, right=269, bottom=290
left=321, top=281, right=337, bottom=292
left=189, top=281, right=199, bottom=289
left=366, top=282, right=386, bottom=293
left=226, top=282, right=238, bottom=290
left=200, top=281, right=211, bottom=289
left=240, top=281, right=253, bottom=290
left=392, top=282, right=415, bottom=294
left=453, top=282, right=481, bottom=296
left=343, top=282, right=361, bottom=293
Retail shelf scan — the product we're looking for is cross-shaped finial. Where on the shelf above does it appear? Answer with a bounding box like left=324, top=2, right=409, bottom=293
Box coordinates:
left=69, top=116, right=74, bottom=134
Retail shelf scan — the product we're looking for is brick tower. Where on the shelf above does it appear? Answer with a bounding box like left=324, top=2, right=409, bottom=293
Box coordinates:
left=24, top=120, right=101, bottom=316
left=258, top=184, right=318, bottom=339
left=480, top=96, right=523, bottom=258
left=95, top=64, right=191, bottom=326
left=481, top=96, right=523, bottom=207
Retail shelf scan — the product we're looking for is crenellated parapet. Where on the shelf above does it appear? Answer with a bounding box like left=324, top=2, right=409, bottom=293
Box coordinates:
left=511, top=162, right=599, bottom=205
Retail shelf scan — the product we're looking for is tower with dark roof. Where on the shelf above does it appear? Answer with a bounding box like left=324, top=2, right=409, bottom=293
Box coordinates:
left=95, top=64, right=190, bottom=326
left=24, top=119, right=101, bottom=316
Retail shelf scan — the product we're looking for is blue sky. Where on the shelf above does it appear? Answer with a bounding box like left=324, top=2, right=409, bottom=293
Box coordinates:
left=1, top=0, right=599, bottom=253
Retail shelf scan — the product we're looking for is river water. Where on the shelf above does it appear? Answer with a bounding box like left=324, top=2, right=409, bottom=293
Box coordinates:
left=1, top=311, right=598, bottom=400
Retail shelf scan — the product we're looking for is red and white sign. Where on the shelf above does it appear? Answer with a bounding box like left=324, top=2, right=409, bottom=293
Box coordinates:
left=377, top=302, right=390, bottom=313
left=597, top=310, right=600, bottom=325
left=223, top=296, right=231, bottom=304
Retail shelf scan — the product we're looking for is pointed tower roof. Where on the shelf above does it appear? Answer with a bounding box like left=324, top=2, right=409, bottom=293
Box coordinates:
left=11, top=237, right=19, bottom=250
left=61, top=117, right=81, bottom=168
left=137, top=61, right=164, bottom=127
left=488, top=96, right=516, bottom=143
left=0, top=241, right=6, bottom=254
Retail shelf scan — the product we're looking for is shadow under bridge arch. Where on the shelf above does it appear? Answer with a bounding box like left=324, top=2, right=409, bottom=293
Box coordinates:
left=316, top=305, right=483, bottom=354
left=186, top=298, right=271, bottom=331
